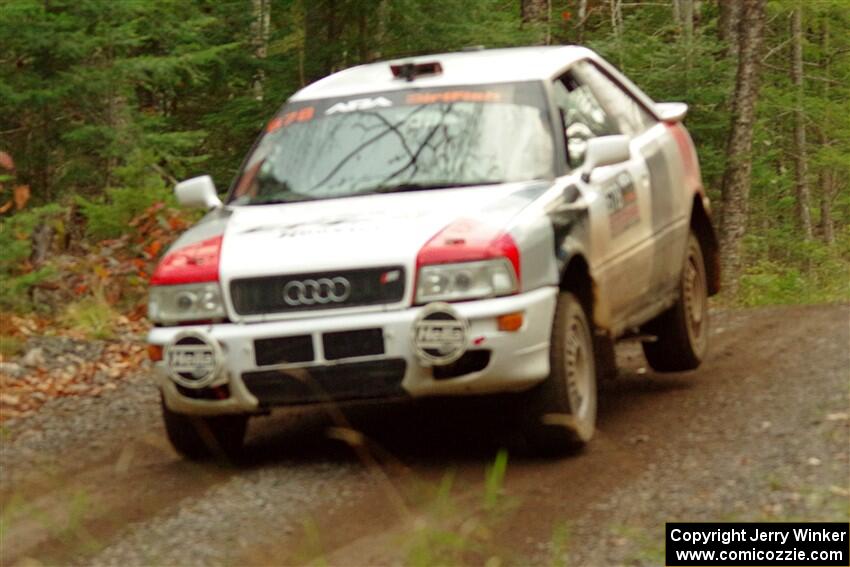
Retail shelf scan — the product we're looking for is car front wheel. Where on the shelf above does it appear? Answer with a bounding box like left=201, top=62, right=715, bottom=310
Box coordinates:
left=161, top=394, right=248, bottom=461
left=519, top=291, right=597, bottom=455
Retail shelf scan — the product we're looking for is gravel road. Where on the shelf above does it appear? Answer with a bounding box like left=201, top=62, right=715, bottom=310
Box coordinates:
left=2, top=304, right=848, bottom=566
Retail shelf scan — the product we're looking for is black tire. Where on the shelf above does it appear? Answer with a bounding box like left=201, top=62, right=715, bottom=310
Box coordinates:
left=161, top=394, right=248, bottom=461
left=519, top=291, right=597, bottom=455
left=593, top=333, right=618, bottom=382
left=642, top=231, right=709, bottom=372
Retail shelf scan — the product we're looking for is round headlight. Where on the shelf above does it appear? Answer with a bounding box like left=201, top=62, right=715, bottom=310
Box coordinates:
left=454, top=271, right=472, bottom=291
left=176, top=291, right=197, bottom=311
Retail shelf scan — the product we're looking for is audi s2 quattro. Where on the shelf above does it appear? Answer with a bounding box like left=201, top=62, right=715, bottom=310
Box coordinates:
left=147, top=46, right=720, bottom=459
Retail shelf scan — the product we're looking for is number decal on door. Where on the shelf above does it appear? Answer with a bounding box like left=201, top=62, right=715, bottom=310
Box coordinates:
left=605, top=171, right=640, bottom=237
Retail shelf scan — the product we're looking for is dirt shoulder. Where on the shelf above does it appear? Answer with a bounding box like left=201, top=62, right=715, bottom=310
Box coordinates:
left=1, top=305, right=848, bottom=566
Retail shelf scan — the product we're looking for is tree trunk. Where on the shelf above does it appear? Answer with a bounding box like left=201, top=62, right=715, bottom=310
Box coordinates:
left=680, top=0, right=694, bottom=85
left=609, top=0, right=623, bottom=39
left=521, top=0, right=548, bottom=44
left=521, top=0, right=547, bottom=24
left=820, top=171, right=834, bottom=244
left=681, top=0, right=694, bottom=41
left=303, top=1, right=326, bottom=83
left=371, top=0, right=388, bottom=60
left=577, top=0, right=588, bottom=43
left=30, top=222, right=54, bottom=267
left=326, top=0, right=341, bottom=73
left=718, top=0, right=766, bottom=296
left=718, top=0, right=741, bottom=58
left=357, top=11, right=368, bottom=63
left=818, top=18, right=834, bottom=244
left=251, top=0, right=271, bottom=101
left=790, top=5, right=813, bottom=239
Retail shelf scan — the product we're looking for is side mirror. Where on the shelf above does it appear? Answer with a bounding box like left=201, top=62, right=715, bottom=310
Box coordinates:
left=581, top=135, right=631, bottom=182
left=175, top=175, right=222, bottom=209
left=656, top=102, right=688, bottom=123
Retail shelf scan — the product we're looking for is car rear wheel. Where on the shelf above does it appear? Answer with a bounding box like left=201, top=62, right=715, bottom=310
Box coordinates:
left=642, top=231, right=709, bottom=372
left=161, top=394, right=248, bottom=461
left=519, top=291, right=597, bottom=455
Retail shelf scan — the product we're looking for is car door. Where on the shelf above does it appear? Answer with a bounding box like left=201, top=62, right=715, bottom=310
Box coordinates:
left=576, top=60, right=688, bottom=301
left=550, top=67, right=653, bottom=327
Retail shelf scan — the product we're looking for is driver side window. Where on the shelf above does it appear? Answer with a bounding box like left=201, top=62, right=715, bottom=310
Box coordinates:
left=551, top=72, right=619, bottom=169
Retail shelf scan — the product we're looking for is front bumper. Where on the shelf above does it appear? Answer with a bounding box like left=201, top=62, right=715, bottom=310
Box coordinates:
left=149, top=287, right=557, bottom=416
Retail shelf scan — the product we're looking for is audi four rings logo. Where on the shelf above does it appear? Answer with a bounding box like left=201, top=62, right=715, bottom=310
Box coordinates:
left=283, top=277, right=351, bottom=306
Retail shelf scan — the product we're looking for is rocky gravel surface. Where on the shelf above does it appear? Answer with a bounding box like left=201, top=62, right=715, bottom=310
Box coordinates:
left=1, top=363, right=159, bottom=485
left=1, top=329, right=148, bottom=422
left=1, top=305, right=848, bottom=567
left=90, top=463, right=371, bottom=566
left=563, top=384, right=845, bottom=560
left=530, top=306, right=850, bottom=566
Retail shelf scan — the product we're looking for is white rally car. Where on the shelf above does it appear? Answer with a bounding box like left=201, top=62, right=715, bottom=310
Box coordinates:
left=147, top=46, right=720, bottom=459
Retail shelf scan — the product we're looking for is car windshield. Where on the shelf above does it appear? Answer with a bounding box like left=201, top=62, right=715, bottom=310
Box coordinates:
left=229, top=82, right=555, bottom=204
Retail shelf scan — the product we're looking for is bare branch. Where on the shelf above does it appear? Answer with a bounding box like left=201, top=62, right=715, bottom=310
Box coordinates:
left=762, top=38, right=791, bottom=63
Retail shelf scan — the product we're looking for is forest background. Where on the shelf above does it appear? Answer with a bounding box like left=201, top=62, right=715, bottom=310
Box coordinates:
left=0, top=0, right=848, bottom=341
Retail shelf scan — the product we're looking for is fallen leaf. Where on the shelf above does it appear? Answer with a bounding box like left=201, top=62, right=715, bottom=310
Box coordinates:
left=145, top=240, right=163, bottom=258
left=0, top=392, right=20, bottom=405
left=13, top=185, right=30, bottom=209
left=0, top=151, right=14, bottom=171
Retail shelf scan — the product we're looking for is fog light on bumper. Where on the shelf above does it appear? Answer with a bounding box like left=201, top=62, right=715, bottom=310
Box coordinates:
left=163, top=330, right=224, bottom=389
left=412, top=302, right=470, bottom=366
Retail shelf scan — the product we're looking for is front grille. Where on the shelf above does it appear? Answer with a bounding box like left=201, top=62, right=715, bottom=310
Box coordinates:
left=230, top=266, right=405, bottom=316
left=255, top=335, right=314, bottom=366
left=242, top=359, right=407, bottom=406
left=323, top=329, right=384, bottom=360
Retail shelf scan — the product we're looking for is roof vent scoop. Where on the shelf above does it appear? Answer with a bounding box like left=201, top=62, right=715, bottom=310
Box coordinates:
left=390, top=61, right=443, bottom=82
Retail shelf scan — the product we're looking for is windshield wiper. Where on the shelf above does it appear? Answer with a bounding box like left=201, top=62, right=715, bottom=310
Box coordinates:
left=369, top=181, right=503, bottom=194
left=238, top=180, right=517, bottom=205
left=244, top=193, right=318, bottom=205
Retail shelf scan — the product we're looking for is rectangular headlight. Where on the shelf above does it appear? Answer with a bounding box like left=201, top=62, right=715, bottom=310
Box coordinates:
left=148, top=282, right=226, bottom=325
left=416, top=259, right=518, bottom=304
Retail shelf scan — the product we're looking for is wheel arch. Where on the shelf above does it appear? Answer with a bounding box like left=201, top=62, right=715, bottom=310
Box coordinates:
left=559, top=253, right=605, bottom=328
left=690, top=194, right=720, bottom=296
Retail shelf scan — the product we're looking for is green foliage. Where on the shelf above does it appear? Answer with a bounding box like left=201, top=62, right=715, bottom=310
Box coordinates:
left=0, top=0, right=236, bottom=199
left=0, top=335, right=25, bottom=359
left=610, top=523, right=667, bottom=565
left=406, top=450, right=516, bottom=567
left=76, top=184, right=170, bottom=241
left=0, top=204, right=63, bottom=309
left=547, top=522, right=571, bottom=567
left=74, top=149, right=174, bottom=240
left=0, top=267, right=55, bottom=311
left=739, top=230, right=850, bottom=306
left=483, top=449, right=509, bottom=511
left=1, top=0, right=848, bottom=308
left=579, top=0, right=850, bottom=305
left=586, top=3, right=734, bottom=193
left=60, top=296, right=118, bottom=340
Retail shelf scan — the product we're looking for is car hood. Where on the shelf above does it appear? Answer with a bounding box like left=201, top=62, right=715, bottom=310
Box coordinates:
left=216, top=181, right=551, bottom=281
